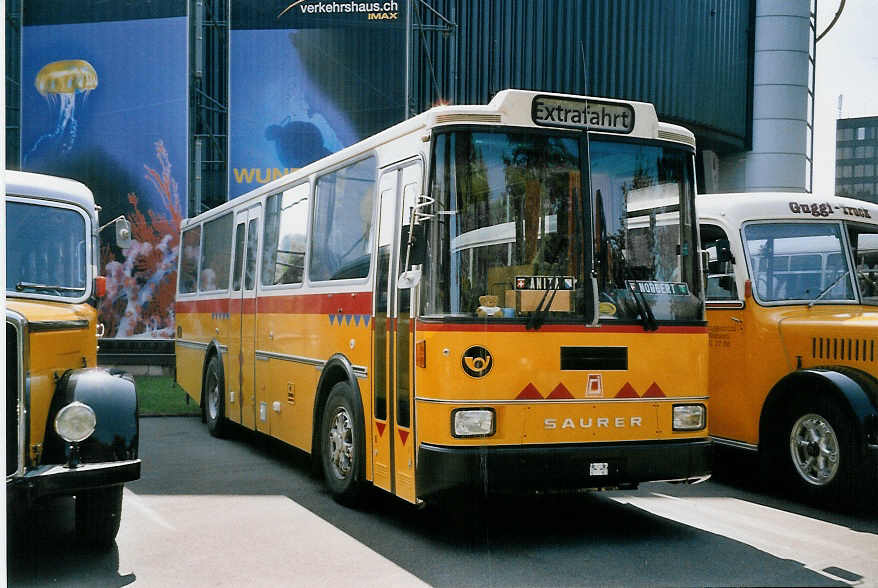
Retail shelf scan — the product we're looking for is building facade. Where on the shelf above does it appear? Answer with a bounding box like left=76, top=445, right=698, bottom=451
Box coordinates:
left=836, top=116, right=878, bottom=203
left=5, top=0, right=819, bottom=338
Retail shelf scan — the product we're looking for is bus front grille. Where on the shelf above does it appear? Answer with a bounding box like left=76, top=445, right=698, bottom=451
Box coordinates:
left=812, top=337, right=876, bottom=363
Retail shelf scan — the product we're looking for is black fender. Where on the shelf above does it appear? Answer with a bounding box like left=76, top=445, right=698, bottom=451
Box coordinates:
left=201, top=339, right=227, bottom=409
left=761, top=368, right=878, bottom=452
left=42, top=368, right=139, bottom=465
left=311, top=353, right=364, bottom=458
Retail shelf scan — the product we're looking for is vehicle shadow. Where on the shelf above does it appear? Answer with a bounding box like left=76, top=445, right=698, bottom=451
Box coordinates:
left=687, top=445, right=877, bottom=531
left=7, top=496, right=136, bottom=587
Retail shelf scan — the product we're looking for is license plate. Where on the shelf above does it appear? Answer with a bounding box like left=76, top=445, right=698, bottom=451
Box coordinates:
left=589, top=462, right=609, bottom=476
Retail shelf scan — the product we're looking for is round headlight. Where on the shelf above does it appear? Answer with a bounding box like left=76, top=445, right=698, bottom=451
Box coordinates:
left=54, top=401, right=97, bottom=443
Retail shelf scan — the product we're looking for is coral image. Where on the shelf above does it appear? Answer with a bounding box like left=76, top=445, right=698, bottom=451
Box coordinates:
left=25, top=59, right=98, bottom=164
left=100, top=140, right=182, bottom=338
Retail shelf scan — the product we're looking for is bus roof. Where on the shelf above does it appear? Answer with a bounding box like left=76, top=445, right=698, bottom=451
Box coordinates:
left=697, top=192, right=878, bottom=229
left=4, top=170, right=98, bottom=220
left=184, top=89, right=695, bottom=228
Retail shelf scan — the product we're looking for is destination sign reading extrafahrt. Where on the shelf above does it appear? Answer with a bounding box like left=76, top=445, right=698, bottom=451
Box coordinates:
left=532, top=96, right=635, bottom=134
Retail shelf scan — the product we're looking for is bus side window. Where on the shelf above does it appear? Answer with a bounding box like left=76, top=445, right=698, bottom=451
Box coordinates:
left=263, top=188, right=310, bottom=286
left=309, top=157, right=376, bottom=282
left=199, top=212, right=234, bottom=293
left=854, top=230, right=878, bottom=299
left=232, top=222, right=246, bottom=291
left=179, top=225, right=201, bottom=294
left=245, top=218, right=259, bottom=290
left=699, top=224, right=739, bottom=301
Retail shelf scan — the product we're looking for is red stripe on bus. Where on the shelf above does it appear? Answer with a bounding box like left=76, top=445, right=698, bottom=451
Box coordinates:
left=258, top=293, right=372, bottom=314
left=175, top=292, right=373, bottom=315
left=414, top=322, right=707, bottom=334
left=175, top=299, right=230, bottom=314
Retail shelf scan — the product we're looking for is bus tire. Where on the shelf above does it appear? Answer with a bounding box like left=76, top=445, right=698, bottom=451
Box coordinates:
left=778, top=394, right=858, bottom=505
left=75, top=485, right=124, bottom=549
left=320, top=382, right=366, bottom=506
left=204, top=355, right=226, bottom=438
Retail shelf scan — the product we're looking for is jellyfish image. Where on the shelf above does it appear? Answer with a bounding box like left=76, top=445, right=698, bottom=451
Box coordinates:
left=24, top=59, right=98, bottom=164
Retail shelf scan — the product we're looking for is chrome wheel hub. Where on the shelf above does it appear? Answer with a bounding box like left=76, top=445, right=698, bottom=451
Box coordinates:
left=328, top=407, right=354, bottom=480
left=207, top=374, right=219, bottom=421
left=789, top=413, right=840, bottom=486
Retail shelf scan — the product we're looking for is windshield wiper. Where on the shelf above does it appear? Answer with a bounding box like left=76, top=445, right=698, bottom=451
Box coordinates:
left=15, top=281, right=86, bottom=294
left=807, top=271, right=850, bottom=308
left=526, top=287, right=558, bottom=331
left=627, top=281, right=659, bottom=331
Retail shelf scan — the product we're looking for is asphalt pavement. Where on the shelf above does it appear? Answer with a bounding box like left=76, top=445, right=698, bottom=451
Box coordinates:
left=8, top=416, right=878, bottom=587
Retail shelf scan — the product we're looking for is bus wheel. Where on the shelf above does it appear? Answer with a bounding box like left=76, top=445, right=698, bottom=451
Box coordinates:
left=321, top=382, right=365, bottom=506
left=781, top=396, right=857, bottom=504
left=75, top=485, right=123, bottom=549
left=204, top=355, right=226, bottom=438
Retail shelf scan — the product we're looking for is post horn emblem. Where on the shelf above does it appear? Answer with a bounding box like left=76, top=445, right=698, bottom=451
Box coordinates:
left=462, top=346, right=493, bottom=378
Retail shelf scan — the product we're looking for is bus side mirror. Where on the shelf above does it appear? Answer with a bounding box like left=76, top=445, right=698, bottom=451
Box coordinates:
left=701, top=250, right=710, bottom=294
left=116, top=217, right=132, bottom=250
left=407, top=223, right=426, bottom=267
left=715, top=238, right=734, bottom=263
left=398, top=268, right=422, bottom=289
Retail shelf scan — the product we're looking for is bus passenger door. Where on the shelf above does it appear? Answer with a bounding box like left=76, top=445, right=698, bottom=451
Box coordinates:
left=371, top=169, right=398, bottom=493
left=392, top=162, right=422, bottom=503
left=226, top=216, right=247, bottom=425
left=241, top=206, right=262, bottom=431
left=373, top=160, right=423, bottom=502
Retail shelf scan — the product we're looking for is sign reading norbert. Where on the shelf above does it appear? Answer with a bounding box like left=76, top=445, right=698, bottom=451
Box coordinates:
left=532, top=95, right=635, bottom=133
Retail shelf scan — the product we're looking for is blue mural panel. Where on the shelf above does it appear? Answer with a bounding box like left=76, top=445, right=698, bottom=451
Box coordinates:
left=21, top=2, right=188, bottom=338
left=229, top=1, right=406, bottom=198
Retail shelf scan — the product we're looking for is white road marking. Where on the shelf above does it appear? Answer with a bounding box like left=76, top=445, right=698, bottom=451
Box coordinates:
left=612, top=492, right=877, bottom=586
left=122, top=488, right=176, bottom=531
left=117, top=491, right=428, bottom=587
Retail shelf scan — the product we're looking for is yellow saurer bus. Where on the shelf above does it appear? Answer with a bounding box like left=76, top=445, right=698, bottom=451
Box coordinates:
left=175, top=90, right=710, bottom=505
left=700, top=192, right=878, bottom=503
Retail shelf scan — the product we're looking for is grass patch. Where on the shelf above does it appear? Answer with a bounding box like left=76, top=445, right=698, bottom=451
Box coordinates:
left=135, top=376, right=200, bottom=416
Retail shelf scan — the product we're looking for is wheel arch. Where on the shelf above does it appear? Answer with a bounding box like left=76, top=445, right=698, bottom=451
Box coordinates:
left=311, top=353, right=364, bottom=461
left=760, top=368, right=878, bottom=451
left=200, top=340, right=226, bottom=420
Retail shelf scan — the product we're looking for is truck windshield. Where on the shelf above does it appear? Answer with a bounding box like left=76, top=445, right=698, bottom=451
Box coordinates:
left=420, top=129, right=702, bottom=324
left=743, top=222, right=856, bottom=304
left=6, top=200, right=89, bottom=299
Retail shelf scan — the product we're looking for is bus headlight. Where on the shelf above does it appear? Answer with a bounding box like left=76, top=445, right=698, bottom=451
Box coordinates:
left=672, top=404, right=706, bottom=431
left=452, top=408, right=495, bottom=437
left=54, top=401, right=97, bottom=443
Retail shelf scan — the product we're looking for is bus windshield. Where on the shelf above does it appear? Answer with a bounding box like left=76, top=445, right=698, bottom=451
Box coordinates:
left=421, top=129, right=701, bottom=323
left=743, top=222, right=856, bottom=304
left=591, top=139, right=701, bottom=322
left=6, top=200, right=89, bottom=299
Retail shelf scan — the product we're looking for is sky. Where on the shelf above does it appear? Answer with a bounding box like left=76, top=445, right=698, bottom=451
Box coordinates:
left=812, top=0, right=878, bottom=195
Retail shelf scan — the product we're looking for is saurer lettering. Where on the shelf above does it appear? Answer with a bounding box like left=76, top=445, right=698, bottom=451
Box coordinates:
left=545, top=416, right=643, bottom=429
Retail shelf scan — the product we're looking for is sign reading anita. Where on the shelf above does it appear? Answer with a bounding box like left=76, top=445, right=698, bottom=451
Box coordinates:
left=532, top=95, right=635, bottom=134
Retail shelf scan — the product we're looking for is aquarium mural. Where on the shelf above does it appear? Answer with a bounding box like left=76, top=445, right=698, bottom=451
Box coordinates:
left=229, top=1, right=406, bottom=197
left=21, top=1, right=187, bottom=338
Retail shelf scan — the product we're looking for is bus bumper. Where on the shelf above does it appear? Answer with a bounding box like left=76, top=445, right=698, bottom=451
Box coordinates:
left=6, top=459, right=141, bottom=507
left=415, top=439, right=711, bottom=499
